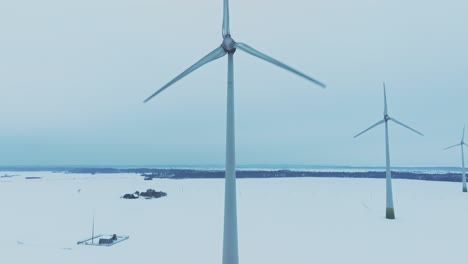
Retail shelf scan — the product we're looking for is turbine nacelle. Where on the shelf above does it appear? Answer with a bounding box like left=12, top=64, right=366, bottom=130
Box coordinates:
left=446, top=126, right=468, bottom=150
left=384, top=115, right=390, bottom=122
left=222, top=34, right=236, bottom=53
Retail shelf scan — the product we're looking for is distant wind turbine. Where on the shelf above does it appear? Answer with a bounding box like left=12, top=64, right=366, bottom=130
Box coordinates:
left=143, top=0, right=325, bottom=263
left=444, top=126, right=468, bottom=192
left=354, top=84, right=423, bottom=219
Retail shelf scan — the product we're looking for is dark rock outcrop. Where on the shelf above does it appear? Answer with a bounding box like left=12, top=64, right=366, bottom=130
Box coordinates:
left=122, top=192, right=139, bottom=199
left=140, top=189, right=167, bottom=199
left=122, top=189, right=166, bottom=200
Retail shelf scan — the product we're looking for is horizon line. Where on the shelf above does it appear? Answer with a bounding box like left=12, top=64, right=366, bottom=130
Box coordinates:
left=0, top=164, right=462, bottom=169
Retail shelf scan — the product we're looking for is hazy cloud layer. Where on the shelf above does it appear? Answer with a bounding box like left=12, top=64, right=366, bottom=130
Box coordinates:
left=0, top=0, right=467, bottom=166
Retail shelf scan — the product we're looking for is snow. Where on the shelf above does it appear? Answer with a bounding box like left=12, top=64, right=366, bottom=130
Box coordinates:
left=1, top=172, right=466, bottom=263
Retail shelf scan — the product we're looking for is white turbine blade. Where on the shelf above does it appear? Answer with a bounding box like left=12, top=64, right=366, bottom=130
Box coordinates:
left=464, top=143, right=468, bottom=147
left=235, top=42, right=326, bottom=88
left=222, top=0, right=230, bottom=37
left=444, top=143, right=461, bottom=150
left=383, top=82, right=388, bottom=115
left=462, top=125, right=466, bottom=142
left=390, top=118, right=424, bottom=136
left=354, top=120, right=385, bottom=138
left=144, top=46, right=227, bottom=103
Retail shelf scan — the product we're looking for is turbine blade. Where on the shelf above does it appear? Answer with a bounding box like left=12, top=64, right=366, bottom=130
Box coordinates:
left=144, top=46, right=227, bottom=103
left=354, top=120, right=385, bottom=138
left=462, top=125, right=465, bottom=142
left=383, top=83, right=388, bottom=115
left=464, top=143, right=468, bottom=148
left=390, top=118, right=424, bottom=136
left=235, top=42, right=326, bottom=88
left=222, top=0, right=230, bottom=37
left=444, top=143, right=461, bottom=150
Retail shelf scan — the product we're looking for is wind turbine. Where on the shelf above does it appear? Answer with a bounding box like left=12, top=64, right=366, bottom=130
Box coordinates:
left=444, top=126, right=468, bottom=192
left=143, top=1, right=325, bottom=263
left=354, top=83, right=423, bottom=219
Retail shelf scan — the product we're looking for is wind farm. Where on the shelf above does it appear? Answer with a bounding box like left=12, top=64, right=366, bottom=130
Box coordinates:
left=1, top=0, right=468, bottom=264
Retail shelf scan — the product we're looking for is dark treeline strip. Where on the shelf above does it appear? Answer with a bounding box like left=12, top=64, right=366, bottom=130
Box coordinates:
left=70, top=168, right=461, bottom=183
left=0, top=167, right=463, bottom=183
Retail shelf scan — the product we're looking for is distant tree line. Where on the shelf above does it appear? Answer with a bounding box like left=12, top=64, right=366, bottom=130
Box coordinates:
left=0, top=166, right=463, bottom=183
left=74, top=168, right=463, bottom=183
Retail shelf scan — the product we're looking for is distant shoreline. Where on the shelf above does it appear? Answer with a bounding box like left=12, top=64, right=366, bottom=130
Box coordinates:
left=0, top=165, right=463, bottom=171
left=0, top=166, right=465, bottom=183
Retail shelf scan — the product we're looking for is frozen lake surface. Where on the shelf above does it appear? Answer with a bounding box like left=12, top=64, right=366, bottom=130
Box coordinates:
left=0, top=172, right=466, bottom=263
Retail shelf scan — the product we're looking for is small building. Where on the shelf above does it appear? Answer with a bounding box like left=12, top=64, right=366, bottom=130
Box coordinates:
left=99, top=234, right=117, bottom=245
left=77, top=234, right=129, bottom=247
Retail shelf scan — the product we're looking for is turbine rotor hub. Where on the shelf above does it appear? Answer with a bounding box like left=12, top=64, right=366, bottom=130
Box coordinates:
left=222, top=35, right=236, bottom=53
left=384, top=115, right=390, bottom=121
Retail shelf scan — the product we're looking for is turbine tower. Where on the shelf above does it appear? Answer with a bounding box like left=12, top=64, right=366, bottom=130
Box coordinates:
left=444, top=126, right=468, bottom=192
left=354, top=83, right=423, bottom=219
left=143, top=1, right=325, bottom=263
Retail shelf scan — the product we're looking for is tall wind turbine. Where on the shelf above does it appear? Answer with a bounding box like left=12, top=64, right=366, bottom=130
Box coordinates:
left=444, top=126, right=468, bottom=192
left=354, top=84, right=423, bottom=219
left=143, top=1, right=325, bottom=263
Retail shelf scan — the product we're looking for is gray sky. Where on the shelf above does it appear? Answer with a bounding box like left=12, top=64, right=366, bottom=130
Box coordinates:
left=0, top=0, right=467, bottom=167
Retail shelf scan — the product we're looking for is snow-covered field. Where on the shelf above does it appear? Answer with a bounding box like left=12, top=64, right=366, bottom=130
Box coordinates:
left=1, top=172, right=466, bottom=263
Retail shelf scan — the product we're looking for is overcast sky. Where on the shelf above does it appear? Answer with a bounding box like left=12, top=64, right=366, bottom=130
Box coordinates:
left=0, top=0, right=467, bottom=167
